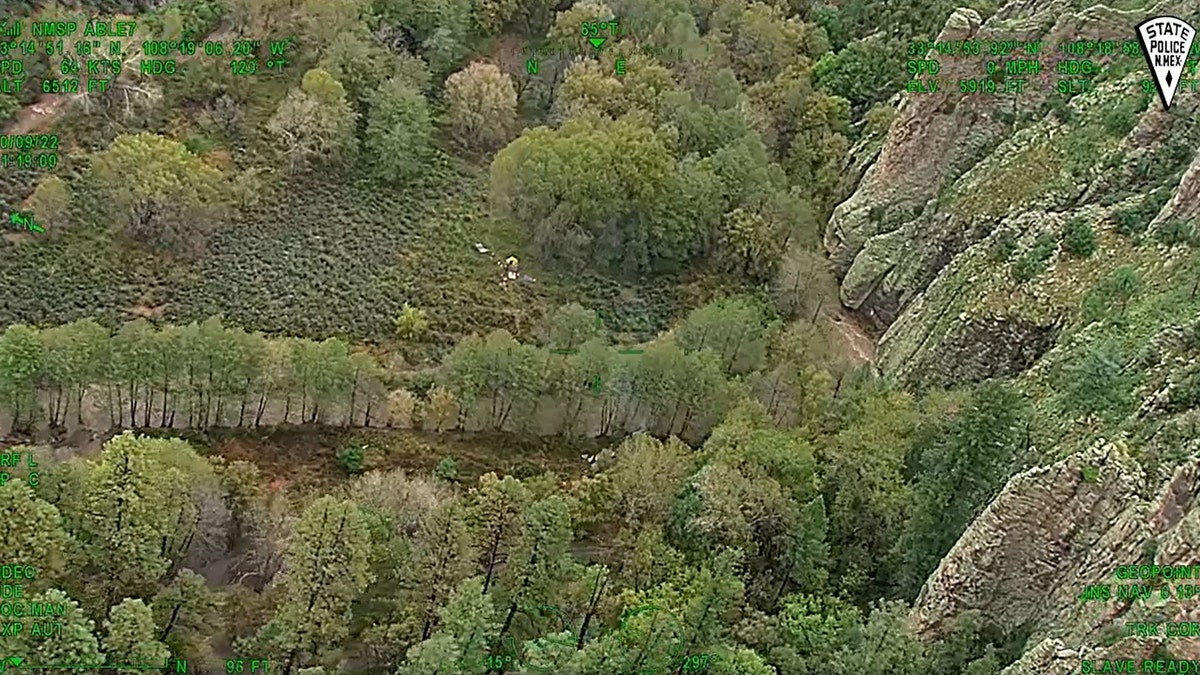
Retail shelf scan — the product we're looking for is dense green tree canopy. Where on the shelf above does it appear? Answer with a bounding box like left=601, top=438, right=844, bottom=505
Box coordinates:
left=0, top=0, right=1128, bottom=673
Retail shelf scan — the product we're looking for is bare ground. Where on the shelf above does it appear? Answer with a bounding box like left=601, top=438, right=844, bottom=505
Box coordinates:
left=4, top=94, right=68, bottom=135
left=828, top=308, right=877, bottom=364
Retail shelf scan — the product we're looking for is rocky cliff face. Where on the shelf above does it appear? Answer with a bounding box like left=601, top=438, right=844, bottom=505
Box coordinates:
left=913, top=442, right=1200, bottom=674
left=827, top=0, right=1200, bottom=666
left=828, top=0, right=1200, bottom=388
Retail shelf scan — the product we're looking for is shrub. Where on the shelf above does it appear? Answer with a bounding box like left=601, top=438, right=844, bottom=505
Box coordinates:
left=1102, top=91, right=1148, bottom=137
left=434, top=456, right=459, bottom=482
left=336, top=445, right=366, bottom=475
left=1082, top=265, right=1141, bottom=321
left=1063, top=126, right=1104, bottom=178
left=425, top=386, right=458, bottom=432
left=0, top=93, right=17, bottom=125
left=1011, top=233, right=1057, bottom=283
left=387, top=389, right=416, bottom=428
left=1061, top=218, right=1096, bottom=258
left=862, top=103, right=896, bottom=138
left=184, top=134, right=218, bottom=155
left=988, top=230, right=1018, bottom=263
left=394, top=302, right=430, bottom=341
left=1114, top=207, right=1151, bottom=238
left=1047, top=95, right=1073, bottom=123
left=1113, top=189, right=1170, bottom=239
left=1156, top=218, right=1196, bottom=247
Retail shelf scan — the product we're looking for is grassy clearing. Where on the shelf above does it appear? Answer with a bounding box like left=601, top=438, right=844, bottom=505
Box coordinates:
left=0, top=149, right=731, bottom=362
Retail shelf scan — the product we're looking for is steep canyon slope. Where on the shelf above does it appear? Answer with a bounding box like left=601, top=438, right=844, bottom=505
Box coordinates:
left=826, top=0, right=1200, bottom=668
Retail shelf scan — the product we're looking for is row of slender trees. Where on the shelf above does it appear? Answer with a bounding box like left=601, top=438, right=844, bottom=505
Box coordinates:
left=0, top=316, right=388, bottom=432
left=0, top=298, right=842, bottom=439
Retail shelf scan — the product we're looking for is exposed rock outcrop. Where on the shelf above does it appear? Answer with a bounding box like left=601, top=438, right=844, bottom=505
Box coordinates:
left=914, top=442, right=1200, bottom=670
left=835, top=1, right=1200, bottom=669
left=827, top=0, right=1200, bottom=341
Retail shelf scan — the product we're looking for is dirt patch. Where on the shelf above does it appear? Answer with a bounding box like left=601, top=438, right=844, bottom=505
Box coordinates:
left=126, top=303, right=167, bottom=319
left=207, top=426, right=597, bottom=492
left=1, top=232, right=34, bottom=245
left=828, top=309, right=877, bottom=364
left=5, top=95, right=69, bottom=135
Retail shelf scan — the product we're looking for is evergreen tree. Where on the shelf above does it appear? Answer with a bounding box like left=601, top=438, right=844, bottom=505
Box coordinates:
left=151, top=569, right=223, bottom=658
left=365, top=76, right=433, bottom=182
left=80, top=433, right=180, bottom=606
left=467, top=473, right=533, bottom=593
left=400, top=577, right=496, bottom=675
left=103, top=599, right=171, bottom=674
left=0, top=480, right=70, bottom=592
left=830, top=601, right=931, bottom=675
left=893, top=381, right=1030, bottom=598
left=255, top=496, right=374, bottom=674
left=401, top=501, right=475, bottom=640
left=495, top=497, right=574, bottom=639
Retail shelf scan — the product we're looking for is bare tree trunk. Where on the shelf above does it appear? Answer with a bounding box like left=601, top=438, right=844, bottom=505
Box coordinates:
left=128, top=379, right=138, bottom=427
left=576, top=566, right=611, bottom=649
left=255, top=391, right=269, bottom=427
left=160, top=373, right=171, bottom=428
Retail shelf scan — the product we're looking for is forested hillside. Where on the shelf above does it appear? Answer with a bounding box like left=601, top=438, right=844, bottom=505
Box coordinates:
left=0, top=0, right=1198, bottom=672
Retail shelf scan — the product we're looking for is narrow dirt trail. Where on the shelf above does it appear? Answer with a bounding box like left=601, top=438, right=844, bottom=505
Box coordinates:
left=828, top=308, right=876, bottom=365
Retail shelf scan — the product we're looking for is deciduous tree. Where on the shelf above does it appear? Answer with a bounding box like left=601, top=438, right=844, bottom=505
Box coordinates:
left=446, top=61, right=519, bottom=153
left=0, top=480, right=70, bottom=591
left=0, top=325, right=43, bottom=430
left=490, top=117, right=710, bottom=274
left=29, top=175, right=73, bottom=235
left=365, top=77, right=433, bottom=182
left=710, top=2, right=827, bottom=84
left=540, top=303, right=602, bottom=352
left=268, top=69, right=358, bottom=172
left=606, top=434, right=694, bottom=528
left=675, top=296, right=775, bottom=375
left=91, top=133, right=226, bottom=253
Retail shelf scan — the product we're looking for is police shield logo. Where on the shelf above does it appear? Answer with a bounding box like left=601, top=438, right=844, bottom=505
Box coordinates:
left=1137, top=15, right=1196, bottom=110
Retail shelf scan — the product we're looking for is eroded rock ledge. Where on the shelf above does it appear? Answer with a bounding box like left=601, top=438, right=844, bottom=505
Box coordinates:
left=913, top=442, right=1200, bottom=670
